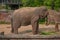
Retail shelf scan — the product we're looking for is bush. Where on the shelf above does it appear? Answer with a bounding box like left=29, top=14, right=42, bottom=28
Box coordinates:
left=39, top=18, right=45, bottom=24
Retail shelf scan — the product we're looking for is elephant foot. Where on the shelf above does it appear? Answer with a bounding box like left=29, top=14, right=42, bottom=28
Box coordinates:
left=45, top=22, right=49, bottom=26
left=55, top=29, right=59, bottom=32
left=14, top=28, right=18, bottom=34
left=33, top=33, right=37, bottom=35
left=45, top=24, right=49, bottom=26
left=55, top=23, right=59, bottom=32
left=33, top=31, right=38, bottom=35
left=14, top=30, right=18, bottom=34
left=11, top=30, right=14, bottom=33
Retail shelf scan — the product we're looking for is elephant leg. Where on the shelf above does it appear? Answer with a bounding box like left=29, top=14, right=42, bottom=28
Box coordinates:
left=13, top=21, right=21, bottom=34
left=14, top=27, right=18, bottom=34
left=11, top=26, right=14, bottom=33
left=55, top=23, right=59, bottom=32
left=31, top=21, right=39, bottom=35
left=45, top=16, right=50, bottom=26
left=45, top=15, right=51, bottom=26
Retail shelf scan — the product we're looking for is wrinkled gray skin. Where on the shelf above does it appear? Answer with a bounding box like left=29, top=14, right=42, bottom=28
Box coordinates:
left=11, top=6, right=49, bottom=34
left=46, top=10, right=60, bottom=32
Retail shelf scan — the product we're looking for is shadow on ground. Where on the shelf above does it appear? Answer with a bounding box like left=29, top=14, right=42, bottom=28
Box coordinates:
left=19, top=27, right=59, bottom=34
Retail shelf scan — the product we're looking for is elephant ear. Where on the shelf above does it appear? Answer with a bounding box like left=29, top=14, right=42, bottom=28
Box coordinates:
left=34, top=6, right=48, bottom=17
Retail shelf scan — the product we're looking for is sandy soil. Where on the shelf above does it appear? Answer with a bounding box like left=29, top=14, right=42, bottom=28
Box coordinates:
left=0, top=24, right=60, bottom=35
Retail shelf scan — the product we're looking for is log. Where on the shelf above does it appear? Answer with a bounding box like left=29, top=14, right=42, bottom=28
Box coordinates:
left=0, top=34, right=60, bottom=40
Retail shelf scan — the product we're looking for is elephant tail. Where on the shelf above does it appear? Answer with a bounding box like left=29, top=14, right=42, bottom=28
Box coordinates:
left=11, top=17, right=14, bottom=33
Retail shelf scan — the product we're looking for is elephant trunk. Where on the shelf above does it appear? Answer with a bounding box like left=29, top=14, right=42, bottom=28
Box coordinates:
left=45, top=14, right=50, bottom=26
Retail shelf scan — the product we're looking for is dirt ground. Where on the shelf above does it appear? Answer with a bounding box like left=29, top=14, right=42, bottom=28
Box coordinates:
left=0, top=24, right=60, bottom=35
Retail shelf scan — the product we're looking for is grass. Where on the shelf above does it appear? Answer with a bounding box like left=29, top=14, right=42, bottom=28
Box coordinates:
left=40, top=31, right=56, bottom=35
left=0, top=21, right=10, bottom=24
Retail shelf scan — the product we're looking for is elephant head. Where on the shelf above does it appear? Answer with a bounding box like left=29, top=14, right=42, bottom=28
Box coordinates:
left=39, top=6, right=49, bottom=25
left=35, top=6, right=49, bottom=19
left=35, top=6, right=49, bottom=25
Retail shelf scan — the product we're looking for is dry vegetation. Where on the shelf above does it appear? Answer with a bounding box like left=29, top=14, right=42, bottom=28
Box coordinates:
left=0, top=24, right=60, bottom=35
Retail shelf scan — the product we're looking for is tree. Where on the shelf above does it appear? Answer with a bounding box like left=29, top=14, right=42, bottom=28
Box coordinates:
left=44, top=0, right=60, bottom=10
left=54, top=0, right=60, bottom=10
left=44, top=0, right=55, bottom=9
left=22, top=0, right=44, bottom=7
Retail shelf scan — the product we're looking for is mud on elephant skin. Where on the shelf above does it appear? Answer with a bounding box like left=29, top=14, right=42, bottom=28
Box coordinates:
left=11, top=6, right=49, bottom=35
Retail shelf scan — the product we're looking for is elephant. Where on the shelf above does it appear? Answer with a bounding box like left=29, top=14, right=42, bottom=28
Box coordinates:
left=45, top=10, right=60, bottom=32
left=11, top=6, right=49, bottom=35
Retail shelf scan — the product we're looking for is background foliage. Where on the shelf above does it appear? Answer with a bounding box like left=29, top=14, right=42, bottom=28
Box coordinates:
left=21, top=0, right=60, bottom=10
left=0, top=0, right=60, bottom=10
left=0, top=0, right=60, bottom=24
